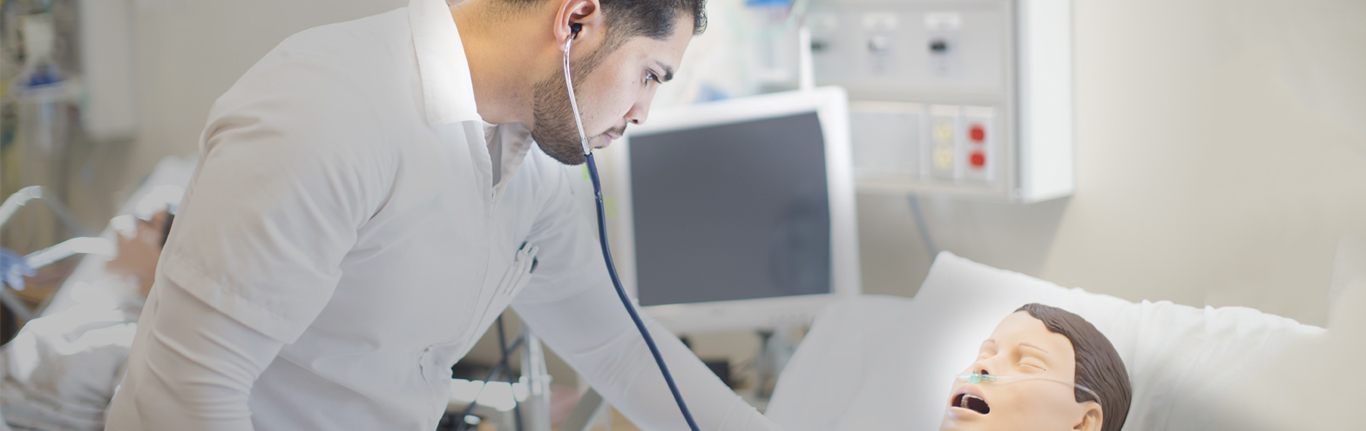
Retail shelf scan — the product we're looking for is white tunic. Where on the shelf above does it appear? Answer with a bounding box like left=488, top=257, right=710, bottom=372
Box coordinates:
left=104, top=0, right=776, bottom=430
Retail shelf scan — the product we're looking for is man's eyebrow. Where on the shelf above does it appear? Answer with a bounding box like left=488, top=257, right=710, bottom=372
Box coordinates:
left=655, top=62, right=675, bottom=82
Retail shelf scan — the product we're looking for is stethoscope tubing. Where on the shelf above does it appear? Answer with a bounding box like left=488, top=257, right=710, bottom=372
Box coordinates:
left=565, top=27, right=702, bottom=431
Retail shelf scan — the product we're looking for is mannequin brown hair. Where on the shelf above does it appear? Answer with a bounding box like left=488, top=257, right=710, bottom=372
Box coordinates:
left=1016, top=304, right=1132, bottom=431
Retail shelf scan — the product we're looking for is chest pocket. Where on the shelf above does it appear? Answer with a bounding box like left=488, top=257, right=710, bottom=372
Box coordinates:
left=469, top=242, right=540, bottom=348
left=420, top=243, right=540, bottom=391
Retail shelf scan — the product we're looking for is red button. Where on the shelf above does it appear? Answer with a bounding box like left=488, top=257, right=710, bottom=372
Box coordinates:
left=969, top=125, right=986, bottom=143
left=969, top=151, right=986, bottom=168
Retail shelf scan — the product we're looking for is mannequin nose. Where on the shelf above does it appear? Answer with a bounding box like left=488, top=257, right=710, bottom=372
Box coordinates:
left=969, top=362, right=993, bottom=376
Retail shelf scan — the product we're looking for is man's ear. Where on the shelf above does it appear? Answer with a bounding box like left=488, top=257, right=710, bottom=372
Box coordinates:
left=552, top=0, right=605, bottom=49
left=1073, top=401, right=1104, bottom=431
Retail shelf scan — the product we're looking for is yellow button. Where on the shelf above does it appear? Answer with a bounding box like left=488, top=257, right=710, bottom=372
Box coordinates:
left=934, top=146, right=954, bottom=169
left=933, top=121, right=954, bottom=144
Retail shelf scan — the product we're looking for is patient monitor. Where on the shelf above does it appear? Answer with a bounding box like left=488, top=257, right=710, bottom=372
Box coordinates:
left=607, top=87, right=861, bottom=335
left=943, top=304, right=1131, bottom=431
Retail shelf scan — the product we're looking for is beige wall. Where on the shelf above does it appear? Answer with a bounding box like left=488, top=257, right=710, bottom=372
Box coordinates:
left=119, top=0, right=410, bottom=188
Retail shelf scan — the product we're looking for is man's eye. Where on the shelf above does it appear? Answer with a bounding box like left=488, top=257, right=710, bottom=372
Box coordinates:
left=645, top=71, right=660, bottom=84
left=1022, top=362, right=1047, bottom=371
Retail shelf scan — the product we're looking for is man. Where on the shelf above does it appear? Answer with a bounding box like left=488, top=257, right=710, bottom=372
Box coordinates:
left=105, top=0, right=777, bottom=430
left=0, top=190, right=177, bottom=431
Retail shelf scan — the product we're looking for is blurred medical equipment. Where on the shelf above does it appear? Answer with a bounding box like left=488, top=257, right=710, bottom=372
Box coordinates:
left=0, top=186, right=109, bottom=321
left=609, top=87, right=861, bottom=335
left=727, top=0, right=813, bottom=92
left=953, top=373, right=1100, bottom=408
left=765, top=252, right=1326, bottom=431
left=2, top=0, right=134, bottom=289
left=0, top=186, right=89, bottom=237
left=566, top=24, right=701, bottom=431
left=806, top=0, right=1074, bottom=202
left=568, top=87, right=861, bottom=416
left=1, top=0, right=137, bottom=141
left=76, top=0, right=139, bottom=141
left=446, top=315, right=527, bottom=431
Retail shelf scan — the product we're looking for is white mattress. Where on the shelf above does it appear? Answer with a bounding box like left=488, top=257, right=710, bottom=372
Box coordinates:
left=765, top=252, right=1323, bottom=431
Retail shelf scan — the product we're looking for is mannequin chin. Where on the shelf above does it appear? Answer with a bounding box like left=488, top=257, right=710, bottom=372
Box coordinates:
left=940, top=304, right=1131, bottom=431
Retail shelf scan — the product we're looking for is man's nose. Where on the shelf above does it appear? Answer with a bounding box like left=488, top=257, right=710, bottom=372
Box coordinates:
left=626, top=86, right=658, bottom=125
left=625, top=101, right=649, bottom=125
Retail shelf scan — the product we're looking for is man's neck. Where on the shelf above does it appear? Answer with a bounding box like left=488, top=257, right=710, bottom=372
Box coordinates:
left=449, top=0, right=551, bottom=126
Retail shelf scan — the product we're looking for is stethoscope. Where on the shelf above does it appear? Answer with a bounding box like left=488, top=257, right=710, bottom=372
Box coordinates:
left=563, top=23, right=703, bottom=431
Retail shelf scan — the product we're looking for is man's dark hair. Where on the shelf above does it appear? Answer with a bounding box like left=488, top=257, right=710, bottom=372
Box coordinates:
left=498, top=0, right=707, bottom=47
left=1016, top=303, right=1132, bottom=431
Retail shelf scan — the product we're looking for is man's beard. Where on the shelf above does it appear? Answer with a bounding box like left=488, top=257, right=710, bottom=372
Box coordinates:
left=530, top=70, right=587, bottom=165
left=531, top=44, right=614, bottom=166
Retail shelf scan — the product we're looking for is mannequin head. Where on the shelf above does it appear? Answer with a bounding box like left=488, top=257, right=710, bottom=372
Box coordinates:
left=940, top=304, right=1131, bottom=431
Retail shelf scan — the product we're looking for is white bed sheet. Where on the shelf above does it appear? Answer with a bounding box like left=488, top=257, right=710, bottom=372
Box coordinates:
left=766, top=252, right=1323, bottom=431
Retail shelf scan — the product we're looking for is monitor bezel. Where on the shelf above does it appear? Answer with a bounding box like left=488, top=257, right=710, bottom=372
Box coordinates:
left=607, top=87, right=861, bottom=335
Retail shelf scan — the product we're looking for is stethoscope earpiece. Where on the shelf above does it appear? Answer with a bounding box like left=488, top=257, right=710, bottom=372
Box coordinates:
left=563, top=24, right=582, bottom=52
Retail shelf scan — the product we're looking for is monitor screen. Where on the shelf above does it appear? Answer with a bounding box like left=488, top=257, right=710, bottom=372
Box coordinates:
left=628, top=112, right=832, bottom=307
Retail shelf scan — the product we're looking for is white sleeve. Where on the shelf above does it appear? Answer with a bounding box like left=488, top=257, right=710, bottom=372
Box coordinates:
left=154, top=44, right=389, bottom=343
left=511, top=157, right=778, bottom=431
left=107, top=283, right=284, bottom=430
left=107, top=44, right=383, bottom=430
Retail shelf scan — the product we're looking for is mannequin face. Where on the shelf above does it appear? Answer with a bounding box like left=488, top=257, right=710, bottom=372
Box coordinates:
left=940, top=312, right=1103, bottom=431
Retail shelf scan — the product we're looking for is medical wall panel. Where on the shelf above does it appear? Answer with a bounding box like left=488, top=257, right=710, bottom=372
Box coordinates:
left=809, top=0, right=1074, bottom=202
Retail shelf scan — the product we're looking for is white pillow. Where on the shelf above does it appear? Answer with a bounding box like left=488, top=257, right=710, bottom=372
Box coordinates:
left=766, top=252, right=1322, bottom=431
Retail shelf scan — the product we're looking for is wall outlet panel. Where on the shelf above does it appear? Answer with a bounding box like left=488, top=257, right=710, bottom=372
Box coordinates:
left=810, top=0, right=1073, bottom=203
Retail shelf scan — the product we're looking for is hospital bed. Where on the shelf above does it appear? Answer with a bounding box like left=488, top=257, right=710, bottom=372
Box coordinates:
left=765, top=251, right=1342, bottom=431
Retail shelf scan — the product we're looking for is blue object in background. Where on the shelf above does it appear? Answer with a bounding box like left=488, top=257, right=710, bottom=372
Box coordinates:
left=1, top=248, right=35, bottom=291
left=25, top=63, right=64, bottom=87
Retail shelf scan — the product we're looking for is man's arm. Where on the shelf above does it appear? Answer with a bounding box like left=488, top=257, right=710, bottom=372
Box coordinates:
left=108, top=283, right=283, bottom=429
left=106, top=39, right=387, bottom=430
left=514, top=284, right=779, bottom=431
left=511, top=157, right=777, bottom=431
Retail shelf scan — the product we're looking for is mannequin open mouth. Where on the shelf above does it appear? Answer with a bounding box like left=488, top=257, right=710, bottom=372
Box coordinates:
left=952, top=393, right=991, bottom=415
